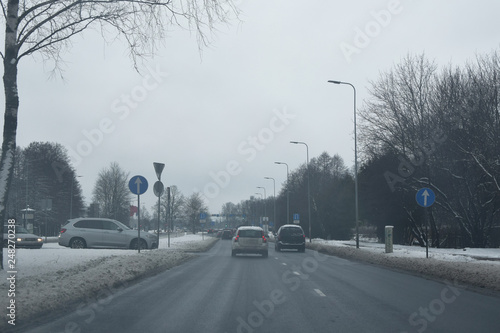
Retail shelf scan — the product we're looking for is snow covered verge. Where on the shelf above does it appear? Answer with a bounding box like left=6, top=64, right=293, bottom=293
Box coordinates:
left=0, top=234, right=218, bottom=331
left=307, top=239, right=500, bottom=294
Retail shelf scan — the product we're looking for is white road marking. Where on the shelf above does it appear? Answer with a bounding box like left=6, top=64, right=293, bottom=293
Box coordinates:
left=314, top=289, right=326, bottom=297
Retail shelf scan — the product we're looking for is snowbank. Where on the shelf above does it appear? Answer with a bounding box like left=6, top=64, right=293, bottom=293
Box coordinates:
left=308, top=239, right=500, bottom=293
left=0, top=233, right=218, bottom=331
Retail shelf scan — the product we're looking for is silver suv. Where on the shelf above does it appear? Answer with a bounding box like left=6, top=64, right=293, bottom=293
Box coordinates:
left=231, top=226, right=268, bottom=257
left=58, top=218, right=157, bottom=249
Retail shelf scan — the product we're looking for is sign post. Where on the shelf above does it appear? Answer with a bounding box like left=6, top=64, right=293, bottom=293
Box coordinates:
left=416, top=187, right=435, bottom=258
left=153, top=162, right=165, bottom=249
left=129, top=175, right=148, bottom=253
left=200, top=213, right=207, bottom=240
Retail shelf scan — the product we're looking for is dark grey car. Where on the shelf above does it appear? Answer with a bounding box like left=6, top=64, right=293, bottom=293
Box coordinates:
left=275, top=224, right=306, bottom=252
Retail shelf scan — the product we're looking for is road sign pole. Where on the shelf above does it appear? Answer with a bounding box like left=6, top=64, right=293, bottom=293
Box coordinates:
left=129, top=175, right=149, bottom=254
left=167, top=187, right=171, bottom=248
left=137, top=194, right=141, bottom=254
left=425, top=209, right=429, bottom=259
left=416, top=187, right=435, bottom=259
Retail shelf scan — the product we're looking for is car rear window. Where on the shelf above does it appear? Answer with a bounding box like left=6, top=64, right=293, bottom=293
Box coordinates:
left=281, top=227, right=303, bottom=236
left=238, top=229, right=263, bottom=238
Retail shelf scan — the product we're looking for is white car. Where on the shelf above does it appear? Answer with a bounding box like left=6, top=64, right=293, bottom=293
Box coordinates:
left=58, top=218, right=157, bottom=249
left=3, top=225, right=43, bottom=249
left=231, top=226, right=268, bottom=257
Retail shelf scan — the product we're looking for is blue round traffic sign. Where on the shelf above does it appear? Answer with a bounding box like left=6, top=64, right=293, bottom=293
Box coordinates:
left=416, top=188, right=435, bottom=207
left=129, top=175, right=148, bottom=195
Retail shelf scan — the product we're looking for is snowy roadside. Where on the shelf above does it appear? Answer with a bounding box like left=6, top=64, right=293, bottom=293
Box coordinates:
left=0, top=233, right=218, bottom=331
left=307, top=239, right=500, bottom=294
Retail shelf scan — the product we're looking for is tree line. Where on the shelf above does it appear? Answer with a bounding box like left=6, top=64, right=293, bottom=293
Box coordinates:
left=5, top=51, right=499, bottom=249
left=224, top=51, right=500, bottom=248
left=359, top=52, right=500, bottom=248
left=4, top=142, right=210, bottom=236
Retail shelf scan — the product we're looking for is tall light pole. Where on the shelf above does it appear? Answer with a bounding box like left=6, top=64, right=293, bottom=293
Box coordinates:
left=290, top=141, right=312, bottom=243
left=274, top=161, right=290, bottom=225
left=264, top=177, right=276, bottom=233
left=256, top=186, right=266, bottom=226
left=254, top=192, right=263, bottom=226
left=328, top=80, right=359, bottom=249
left=70, top=175, right=82, bottom=219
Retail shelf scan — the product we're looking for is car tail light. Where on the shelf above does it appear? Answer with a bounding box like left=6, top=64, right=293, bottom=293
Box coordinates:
left=262, top=235, right=267, bottom=243
left=60, top=228, right=67, bottom=234
left=234, top=235, right=239, bottom=242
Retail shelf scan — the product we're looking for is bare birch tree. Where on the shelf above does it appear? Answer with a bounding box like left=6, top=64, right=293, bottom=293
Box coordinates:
left=0, top=0, right=237, bottom=268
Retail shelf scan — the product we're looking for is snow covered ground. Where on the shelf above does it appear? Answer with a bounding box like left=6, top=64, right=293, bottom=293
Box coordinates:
left=0, top=233, right=218, bottom=331
left=308, top=238, right=500, bottom=295
left=1, top=233, right=499, bottom=331
left=312, top=238, right=500, bottom=263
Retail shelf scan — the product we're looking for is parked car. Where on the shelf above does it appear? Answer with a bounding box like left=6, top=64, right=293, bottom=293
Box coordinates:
left=231, top=226, right=268, bottom=257
left=221, top=229, right=233, bottom=240
left=275, top=224, right=306, bottom=252
left=58, top=218, right=157, bottom=249
left=3, top=225, right=43, bottom=249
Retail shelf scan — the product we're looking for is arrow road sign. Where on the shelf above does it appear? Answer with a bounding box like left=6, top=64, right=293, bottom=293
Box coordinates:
left=416, top=187, right=435, bottom=207
left=129, top=175, right=148, bottom=195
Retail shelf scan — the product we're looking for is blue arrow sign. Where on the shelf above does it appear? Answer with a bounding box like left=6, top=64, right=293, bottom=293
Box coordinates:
left=129, top=176, right=148, bottom=195
left=200, top=213, right=207, bottom=220
left=416, top=188, right=435, bottom=207
left=293, top=213, right=300, bottom=220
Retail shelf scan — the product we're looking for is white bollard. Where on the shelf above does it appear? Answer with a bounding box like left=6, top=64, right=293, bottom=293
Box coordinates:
left=385, top=226, right=394, bottom=253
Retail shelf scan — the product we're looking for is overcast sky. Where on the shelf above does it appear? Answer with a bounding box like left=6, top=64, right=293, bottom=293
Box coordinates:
left=4, top=0, right=500, bottom=214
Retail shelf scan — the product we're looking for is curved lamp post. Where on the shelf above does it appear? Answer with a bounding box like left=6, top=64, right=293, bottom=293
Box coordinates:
left=327, top=80, right=359, bottom=249
left=290, top=141, right=312, bottom=243
left=264, top=177, right=276, bottom=232
left=274, top=161, right=290, bottom=225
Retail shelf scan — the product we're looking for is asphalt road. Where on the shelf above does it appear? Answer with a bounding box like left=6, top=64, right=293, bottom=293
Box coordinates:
left=21, top=239, right=500, bottom=333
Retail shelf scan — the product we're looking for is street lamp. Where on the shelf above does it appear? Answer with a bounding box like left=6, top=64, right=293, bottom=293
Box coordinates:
left=257, top=186, right=267, bottom=226
left=290, top=141, right=312, bottom=243
left=254, top=193, right=263, bottom=226
left=274, top=161, right=290, bottom=225
left=264, top=177, right=276, bottom=233
left=70, top=175, right=82, bottom=219
left=328, top=80, right=359, bottom=249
